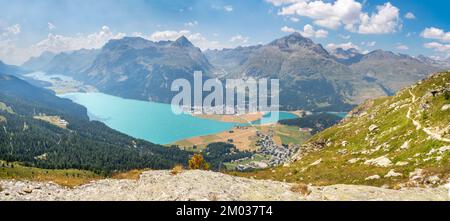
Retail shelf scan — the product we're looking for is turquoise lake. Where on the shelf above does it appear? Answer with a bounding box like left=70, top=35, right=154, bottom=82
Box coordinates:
left=59, top=92, right=298, bottom=145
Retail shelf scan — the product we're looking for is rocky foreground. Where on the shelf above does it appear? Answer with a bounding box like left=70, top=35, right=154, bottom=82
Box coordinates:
left=1, top=170, right=448, bottom=201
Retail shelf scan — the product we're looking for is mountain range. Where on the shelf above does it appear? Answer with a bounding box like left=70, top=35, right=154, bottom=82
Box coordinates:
left=19, top=33, right=449, bottom=111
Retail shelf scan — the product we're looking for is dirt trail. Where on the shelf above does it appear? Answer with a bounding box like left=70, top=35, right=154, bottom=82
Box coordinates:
left=407, top=89, right=450, bottom=143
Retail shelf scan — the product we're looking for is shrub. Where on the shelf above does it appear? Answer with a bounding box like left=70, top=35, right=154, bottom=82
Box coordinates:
left=290, top=183, right=311, bottom=196
left=188, top=154, right=209, bottom=170
left=171, top=165, right=184, bottom=175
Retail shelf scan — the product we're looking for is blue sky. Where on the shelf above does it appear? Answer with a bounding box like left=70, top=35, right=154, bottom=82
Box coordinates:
left=0, top=0, right=449, bottom=64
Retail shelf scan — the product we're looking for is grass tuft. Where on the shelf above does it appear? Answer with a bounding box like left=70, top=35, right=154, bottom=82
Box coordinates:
left=290, top=183, right=311, bottom=196
left=0, top=161, right=101, bottom=188
left=112, top=169, right=147, bottom=180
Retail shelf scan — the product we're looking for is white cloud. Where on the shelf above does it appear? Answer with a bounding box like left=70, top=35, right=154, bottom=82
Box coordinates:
left=326, top=41, right=360, bottom=51
left=211, top=4, right=234, bottom=12
left=302, top=24, right=328, bottom=38
left=149, top=30, right=190, bottom=41
left=357, top=3, right=401, bottom=34
left=290, top=17, right=300, bottom=22
left=187, top=33, right=223, bottom=49
left=3, top=26, right=239, bottom=65
left=404, top=12, right=415, bottom=20
left=281, top=24, right=328, bottom=38
left=131, top=32, right=144, bottom=37
left=184, top=20, right=198, bottom=27
left=149, top=30, right=252, bottom=50
left=428, top=55, right=445, bottom=61
left=34, top=26, right=125, bottom=53
left=0, top=24, right=23, bottom=65
left=424, top=42, right=450, bottom=53
left=278, top=0, right=362, bottom=29
left=224, top=5, right=234, bottom=12
left=421, top=27, right=450, bottom=42
left=149, top=30, right=225, bottom=50
left=229, top=35, right=249, bottom=44
left=339, top=34, right=351, bottom=40
left=281, top=26, right=296, bottom=33
left=48, top=22, right=56, bottom=31
left=361, top=41, right=376, bottom=47
left=1, top=24, right=21, bottom=36
left=1, top=25, right=238, bottom=65
left=278, top=0, right=362, bottom=30
left=300, top=24, right=328, bottom=38
left=0, top=25, right=126, bottom=65
left=265, top=0, right=307, bottom=7
left=270, top=0, right=401, bottom=34
left=396, top=44, right=408, bottom=50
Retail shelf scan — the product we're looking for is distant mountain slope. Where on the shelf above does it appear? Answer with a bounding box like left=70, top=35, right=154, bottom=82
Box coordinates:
left=81, top=36, right=213, bottom=103
left=21, top=49, right=99, bottom=76
left=42, top=49, right=100, bottom=75
left=0, top=61, right=25, bottom=76
left=21, top=51, right=56, bottom=71
left=236, top=71, right=449, bottom=187
left=350, top=50, right=442, bottom=94
left=207, top=33, right=382, bottom=111
left=416, top=54, right=450, bottom=69
left=205, top=45, right=263, bottom=77
left=0, top=74, right=190, bottom=173
left=329, top=48, right=364, bottom=65
left=1, top=60, right=51, bottom=87
left=0, top=74, right=87, bottom=119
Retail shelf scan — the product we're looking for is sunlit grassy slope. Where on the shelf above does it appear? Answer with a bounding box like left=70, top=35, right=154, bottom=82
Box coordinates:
left=232, top=71, right=450, bottom=187
left=0, top=161, right=101, bottom=187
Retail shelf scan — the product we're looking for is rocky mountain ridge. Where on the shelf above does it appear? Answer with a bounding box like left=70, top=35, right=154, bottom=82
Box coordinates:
left=1, top=170, right=448, bottom=201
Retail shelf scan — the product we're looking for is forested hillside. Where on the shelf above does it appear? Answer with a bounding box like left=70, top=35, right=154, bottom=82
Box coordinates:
left=0, top=74, right=191, bottom=174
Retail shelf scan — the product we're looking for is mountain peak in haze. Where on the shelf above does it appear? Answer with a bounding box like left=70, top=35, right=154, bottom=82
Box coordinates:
left=0, top=60, right=24, bottom=76
left=334, top=47, right=360, bottom=54
left=367, top=49, right=394, bottom=56
left=270, top=32, right=313, bottom=47
left=269, top=32, right=329, bottom=57
left=171, top=36, right=194, bottom=48
left=21, top=51, right=56, bottom=70
left=416, top=54, right=450, bottom=68
left=103, top=37, right=152, bottom=50
left=330, top=47, right=364, bottom=65
left=80, top=34, right=211, bottom=103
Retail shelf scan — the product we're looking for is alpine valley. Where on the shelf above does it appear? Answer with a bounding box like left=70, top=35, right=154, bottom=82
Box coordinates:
left=0, top=32, right=449, bottom=201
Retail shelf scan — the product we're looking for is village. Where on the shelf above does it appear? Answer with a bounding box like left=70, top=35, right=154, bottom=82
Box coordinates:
left=234, top=129, right=300, bottom=172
